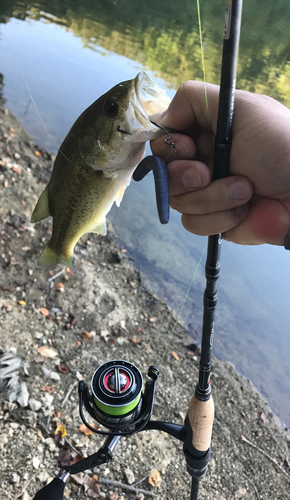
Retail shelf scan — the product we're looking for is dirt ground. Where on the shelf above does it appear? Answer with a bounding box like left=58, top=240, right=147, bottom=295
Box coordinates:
left=0, top=105, right=289, bottom=500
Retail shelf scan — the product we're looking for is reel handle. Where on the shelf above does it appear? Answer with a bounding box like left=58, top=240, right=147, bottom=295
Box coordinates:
left=33, top=477, right=67, bottom=500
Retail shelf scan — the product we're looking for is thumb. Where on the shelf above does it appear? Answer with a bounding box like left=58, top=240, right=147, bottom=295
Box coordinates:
left=159, top=81, right=220, bottom=136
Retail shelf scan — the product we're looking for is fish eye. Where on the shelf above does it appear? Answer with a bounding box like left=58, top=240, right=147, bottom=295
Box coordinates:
left=104, top=98, right=119, bottom=117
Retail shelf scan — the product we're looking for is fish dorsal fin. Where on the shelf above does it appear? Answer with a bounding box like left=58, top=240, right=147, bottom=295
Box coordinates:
left=115, top=181, right=130, bottom=207
left=31, top=185, right=51, bottom=223
left=91, top=219, right=107, bottom=235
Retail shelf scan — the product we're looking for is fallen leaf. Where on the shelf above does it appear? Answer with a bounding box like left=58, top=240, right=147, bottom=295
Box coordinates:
left=149, top=317, right=157, bottom=323
left=66, top=267, right=74, bottom=274
left=129, top=281, right=135, bottom=287
left=55, top=282, right=65, bottom=292
left=71, top=453, right=84, bottom=464
left=79, top=423, right=99, bottom=435
left=58, top=364, right=70, bottom=374
left=72, top=473, right=100, bottom=498
left=41, top=385, right=55, bottom=394
left=130, top=338, right=138, bottom=345
left=57, top=448, right=71, bottom=467
left=40, top=307, right=50, bottom=316
left=37, top=345, right=58, bottom=358
left=148, top=469, right=162, bottom=487
left=171, top=351, right=180, bottom=361
left=54, top=424, right=67, bottom=440
left=75, top=341, right=81, bottom=347
left=82, top=330, right=92, bottom=341
left=56, top=411, right=61, bottom=419
left=35, top=150, right=42, bottom=157
left=18, top=300, right=26, bottom=306
left=4, top=303, right=13, bottom=312
left=3, top=179, right=9, bottom=188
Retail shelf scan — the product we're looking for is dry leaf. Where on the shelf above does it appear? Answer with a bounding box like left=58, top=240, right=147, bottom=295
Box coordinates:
left=40, top=307, right=49, bottom=316
left=41, top=385, right=55, bottom=394
left=55, top=282, right=65, bottom=292
left=148, top=469, right=162, bottom=487
left=35, top=150, right=42, bottom=157
left=82, top=330, right=92, bottom=341
left=72, top=473, right=100, bottom=498
left=130, top=338, right=138, bottom=345
left=71, top=453, right=84, bottom=464
left=54, top=424, right=67, bottom=439
left=37, top=345, right=58, bottom=358
left=58, top=364, right=69, bottom=374
left=18, top=300, right=26, bottom=306
left=171, top=351, right=180, bottom=361
left=79, top=423, right=99, bottom=435
left=57, top=448, right=71, bottom=466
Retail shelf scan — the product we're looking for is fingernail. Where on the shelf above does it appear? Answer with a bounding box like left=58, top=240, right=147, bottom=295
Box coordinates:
left=182, top=168, right=202, bottom=188
left=230, top=180, right=251, bottom=201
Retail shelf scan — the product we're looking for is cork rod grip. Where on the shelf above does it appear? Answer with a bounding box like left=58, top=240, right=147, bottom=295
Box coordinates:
left=188, top=394, right=215, bottom=451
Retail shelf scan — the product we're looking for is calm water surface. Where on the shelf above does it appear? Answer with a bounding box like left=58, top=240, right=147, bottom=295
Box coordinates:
left=0, top=1, right=290, bottom=427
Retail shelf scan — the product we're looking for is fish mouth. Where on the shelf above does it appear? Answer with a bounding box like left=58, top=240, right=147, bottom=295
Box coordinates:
left=133, top=71, right=171, bottom=128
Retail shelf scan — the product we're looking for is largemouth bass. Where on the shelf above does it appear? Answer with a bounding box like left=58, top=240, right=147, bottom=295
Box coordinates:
left=31, top=72, right=171, bottom=270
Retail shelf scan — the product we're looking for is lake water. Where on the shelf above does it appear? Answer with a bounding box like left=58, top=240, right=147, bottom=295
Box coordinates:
left=0, top=0, right=290, bottom=428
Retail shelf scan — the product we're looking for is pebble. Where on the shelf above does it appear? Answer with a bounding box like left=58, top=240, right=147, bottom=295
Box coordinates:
left=11, top=472, right=20, bottom=483
left=29, top=398, right=42, bottom=412
left=33, top=456, right=41, bottom=469
left=124, top=468, right=135, bottom=484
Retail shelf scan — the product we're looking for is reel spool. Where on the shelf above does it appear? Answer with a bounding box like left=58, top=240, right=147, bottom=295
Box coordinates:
left=91, top=360, right=143, bottom=429
left=79, top=360, right=159, bottom=435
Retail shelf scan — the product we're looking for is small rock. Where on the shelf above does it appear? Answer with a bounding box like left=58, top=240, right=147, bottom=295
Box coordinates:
left=41, top=366, right=60, bottom=380
left=11, top=472, right=20, bottom=483
left=33, top=457, right=41, bottom=469
left=29, top=398, right=42, bottom=412
left=124, top=468, right=135, bottom=484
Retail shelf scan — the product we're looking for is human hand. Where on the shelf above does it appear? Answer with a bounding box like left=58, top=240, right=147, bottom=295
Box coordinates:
left=150, top=81, right=290, bottom=246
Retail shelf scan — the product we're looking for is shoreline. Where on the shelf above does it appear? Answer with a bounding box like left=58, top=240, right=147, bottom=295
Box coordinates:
left=0, top=105, right=289, bottom=499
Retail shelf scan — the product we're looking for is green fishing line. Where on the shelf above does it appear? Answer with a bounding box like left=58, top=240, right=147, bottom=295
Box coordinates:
left=197, top=0, right=209, bottom=119
left=158, top=242, right=207, bottom=369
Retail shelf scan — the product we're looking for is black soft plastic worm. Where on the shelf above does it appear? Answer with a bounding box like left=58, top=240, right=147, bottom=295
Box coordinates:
left=133, top=155, right=169, bottom=224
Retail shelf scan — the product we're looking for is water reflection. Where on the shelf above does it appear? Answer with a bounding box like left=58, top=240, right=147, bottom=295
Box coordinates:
left=0, top=1, right=290, bottom=427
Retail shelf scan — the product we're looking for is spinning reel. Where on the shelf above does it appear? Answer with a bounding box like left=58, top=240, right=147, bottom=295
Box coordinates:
left=33, top=359, right=211, bottom=500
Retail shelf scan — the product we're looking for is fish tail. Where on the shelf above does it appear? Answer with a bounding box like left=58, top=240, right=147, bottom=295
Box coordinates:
left=39, top=242, right=74, bottom=271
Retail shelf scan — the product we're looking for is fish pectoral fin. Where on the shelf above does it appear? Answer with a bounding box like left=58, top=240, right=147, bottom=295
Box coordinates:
left=31, top=185, right=51, bottom=223
left=115, top=181, right=130, bottom=207
left=91, top=219, right=107, bottom=235
left=78, top=170, right=105, bottom=197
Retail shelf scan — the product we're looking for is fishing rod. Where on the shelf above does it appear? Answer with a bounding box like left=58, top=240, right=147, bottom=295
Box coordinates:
left=183, top=0, right=243, bottom=497
left=31, top=1, right=242, bottom=499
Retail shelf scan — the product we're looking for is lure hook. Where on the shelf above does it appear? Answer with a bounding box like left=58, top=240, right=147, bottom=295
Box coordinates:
left=150, top=120, right=175, bottom=148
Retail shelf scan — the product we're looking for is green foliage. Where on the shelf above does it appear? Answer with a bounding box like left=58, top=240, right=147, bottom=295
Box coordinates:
left=1, top=0, right=290, bottom=104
